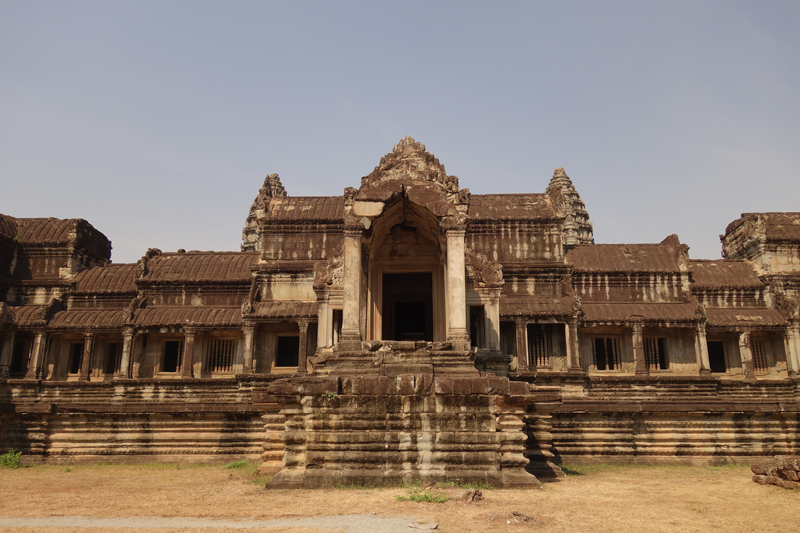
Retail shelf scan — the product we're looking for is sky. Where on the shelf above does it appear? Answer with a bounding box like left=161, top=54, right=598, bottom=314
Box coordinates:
left=2, top=1, right=799, bottom=264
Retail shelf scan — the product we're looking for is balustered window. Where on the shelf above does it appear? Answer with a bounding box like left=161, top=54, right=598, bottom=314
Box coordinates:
left=644, top=337, right=668, bottom=370
left=751, top=337, right=768, bottom=373
left=593, top=337, right=621, bottom=371
left=527, top=324, right=552, bottom=368
left=206, top=338, right=236, bottom=373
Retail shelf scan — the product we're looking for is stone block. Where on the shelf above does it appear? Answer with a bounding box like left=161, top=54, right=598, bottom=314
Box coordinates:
left=485, top=377, right=509, bottom=395
left=508, top=380, right=530, bottom=396
left=434, top=377, right=454, bottom=395
left=451, top=378, right=474, bottom=395
left=470, top=378, right=490, bottom=395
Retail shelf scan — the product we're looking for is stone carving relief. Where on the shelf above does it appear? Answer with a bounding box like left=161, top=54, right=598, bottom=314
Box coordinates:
left=242, top=173, right=287, bottom=252
left=313, top=245, right=344, bottom=290
left=241, top=278, right=260, bottom=316
left=465, top=249, right=504, bottom=288
left=0, top=302, right=15, bottom=329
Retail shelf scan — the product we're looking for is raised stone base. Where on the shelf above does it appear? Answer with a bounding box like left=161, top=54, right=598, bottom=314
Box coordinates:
left=262, top=373, right=543, bottom=489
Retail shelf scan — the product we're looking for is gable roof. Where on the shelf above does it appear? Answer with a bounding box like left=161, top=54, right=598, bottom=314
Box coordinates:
left=690, top=260, right=762, bottom=288
left=469, top=194, right=559, bottom=221
left=266, top=197, right=344, bottom=222
left=566, top=243, right=681, bottom=272
left=144, top=252, right=257, bottom=283
left=75, top=264, right=138, bottom=293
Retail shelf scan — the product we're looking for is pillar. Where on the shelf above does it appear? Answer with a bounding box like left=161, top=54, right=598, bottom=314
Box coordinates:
left=0, top=331, right=15, bottom=375
left=567, top=319, right=582, bottom=371
left=181, top=328, right=195, bottom=378
left=243, top=324, right=255, bottom=374
left=515, top=318, right=529, bottom=372
left=24, top=331, right=48, bottom=380
left=694, top=323, right=711, bottom=375
left=77, top=332, right=94, bottom=381
left=446, top=228, right=469, bottom=348
left=632, top=321, right=648, bottom=376
left=297, top=320, right=309, bottom=374
left=339, top=226, right=362, bottom=348
left=739, top=331, right=756, bottom=382
left=478, top=289, right=501, bottom=353
left=791, top=323, right=800, bottom=377
left=116, top=327, right=134, bottom=379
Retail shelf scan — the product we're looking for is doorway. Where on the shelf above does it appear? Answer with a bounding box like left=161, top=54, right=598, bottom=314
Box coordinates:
left=382, top=273, right=433, bottom=341
left=707, top=340, right=727, bottom=373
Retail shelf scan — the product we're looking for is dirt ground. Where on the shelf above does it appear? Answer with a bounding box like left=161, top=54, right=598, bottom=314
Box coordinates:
left=1, top=461, right=798, bottom=532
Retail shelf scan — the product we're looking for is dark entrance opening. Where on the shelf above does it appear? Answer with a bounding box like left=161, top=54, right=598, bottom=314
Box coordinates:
left=276, top=336, right=299, bottom=367
left=707, top=341, right=727, bottom=373
left=163, top=340, right=182, bottom=373
left=382, top=273, right=433, bottom=341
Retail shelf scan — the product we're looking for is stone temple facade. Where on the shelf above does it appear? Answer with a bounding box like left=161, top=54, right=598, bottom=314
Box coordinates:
left=1, top=137, right=799, bottom=486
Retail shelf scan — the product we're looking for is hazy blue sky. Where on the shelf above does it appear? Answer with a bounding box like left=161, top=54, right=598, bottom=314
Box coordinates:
left=2, top=1, right=798, bottom=263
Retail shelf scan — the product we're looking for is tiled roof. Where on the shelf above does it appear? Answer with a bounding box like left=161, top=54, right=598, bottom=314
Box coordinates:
left=266, top=197, right=344, bottom=222
left=144, top=252, right=257, bottom=283
left=581, top=302, right=697, bottom=323
left=705, top=307, right=786, bottom=328
left=500, top=297, right=573, bottom=317
left=0, top=214, right=17, bottom=239
left=10, top=305, right=44, bottom=327
left=75, top=264, right=138, bottom=293
left=252, top=301, right=318, bottom=318
left=15, top=218, right=75, bottom=244
left=469, top=194, right=558, bottom=221
left=566, top=243, right=680, bottom=272
left=690, top=260, right=762, bottom=288
left=49, top=310, right=125, bottom=329
left=134, top=307, right=243, bottom=327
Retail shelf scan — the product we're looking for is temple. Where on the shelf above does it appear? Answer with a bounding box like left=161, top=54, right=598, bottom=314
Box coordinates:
left=1, top=136, right=798, bottom=485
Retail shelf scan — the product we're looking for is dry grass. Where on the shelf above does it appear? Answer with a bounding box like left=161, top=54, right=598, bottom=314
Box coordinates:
left=1, top=461, right=799, bottom=532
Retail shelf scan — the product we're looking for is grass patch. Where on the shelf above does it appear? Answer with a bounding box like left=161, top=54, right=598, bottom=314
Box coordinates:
left=224, top=460, right=251, bottom=469
left=335, top=483, right=375, bottom=490
left=0, top=449, right=22, bottom=469
left=396, top=486, right=449, bottom=503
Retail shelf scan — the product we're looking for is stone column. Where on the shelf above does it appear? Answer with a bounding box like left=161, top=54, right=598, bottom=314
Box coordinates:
left=116, top=327, right=134, bottom=379
left=0, top=330, right=15, bottom=372
left=782, top=326, right=798, bottom=377
left=739, top=331, right=756, bottom=382
left=485, top=292, right=501, bottom=352
left=297, top=320, right=309, bottom=374
left=24, top=331, right=48, bottom=380
left=515, top=318, right=529, bottom=372
left=181, top=328, right=196, bottom=378
left=243, top=324, right=255, bottom=374
left=632, top=320, right=648, bottom=376
left=446, top=229, right=469, bottom=348
left=567, top=319, right=582, bottom=371
left=792, top=323, right=800, bottom=377
left=78, top=332, right=94, bottom=381
left=339, top=227, right=362, bottom=349
left=694, top=323, right=711, bottom=375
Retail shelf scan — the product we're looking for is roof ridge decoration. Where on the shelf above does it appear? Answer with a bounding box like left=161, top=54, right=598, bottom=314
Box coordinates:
left=242, top=173, right=288, bottom=252
left=358, top=136, right=471, bottom=208
left=546, top=167, right=594, bottom=249
left=135, top=248, right=162, bottom=280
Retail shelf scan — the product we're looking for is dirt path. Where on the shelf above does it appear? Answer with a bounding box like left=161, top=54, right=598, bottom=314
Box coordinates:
left=1, top=462, right=798, bottom=532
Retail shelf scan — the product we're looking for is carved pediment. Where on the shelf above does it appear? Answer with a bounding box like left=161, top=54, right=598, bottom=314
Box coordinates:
left=359, top=136, right=470, bottom=209
left=313, top=245, right=344, bottom=290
